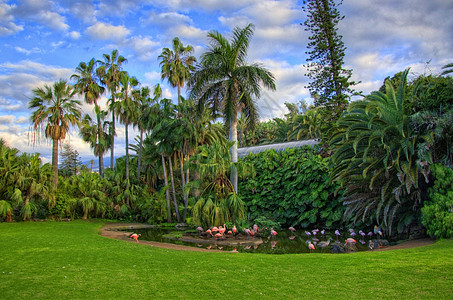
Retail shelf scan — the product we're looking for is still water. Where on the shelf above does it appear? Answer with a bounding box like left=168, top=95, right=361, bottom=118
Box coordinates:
left=131, top=227, right=373, bottom=254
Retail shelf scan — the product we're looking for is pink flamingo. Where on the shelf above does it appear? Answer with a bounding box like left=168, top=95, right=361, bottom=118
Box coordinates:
left=289, top=226, right=296, bottom=233
left=345, top=238, right=356, bottom=245
left=270, top=228, right=278, bottom=236
left=253, top=224, right=259, bottom=232
left=211, top=226, right=219, bottom=233
left=271, top=240, right=278, bottom=249
left=206, top=229, right=213, bottom=236
left=130, top=233, right=141, bottom=243
left=289, top=235, right=296, bottom=240
left=232, top=225, right=237, bottom=234
left=308, top=242, right=315, bottom=253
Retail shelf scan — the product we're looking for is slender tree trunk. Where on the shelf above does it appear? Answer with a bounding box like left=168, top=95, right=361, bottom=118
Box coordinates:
left=137, top=130, right=143, bottom=181
left=168, top=156, right=181, bottom=222
left=125, top=122, right=130, bottom=206
left=83, top=209, right=88, bottom=220
left=110, top=95, right=115, bottom=169
left=229, top=115, right=238, bottom=192
left=97, top=112, right=104, bottom=178
left=183, top=154, right=190, bottom=221
left=52, top=138, right=59, bottom=187
left=162, top=155, right=172, bottom=222
left=179, top=152, right=188, bottom=221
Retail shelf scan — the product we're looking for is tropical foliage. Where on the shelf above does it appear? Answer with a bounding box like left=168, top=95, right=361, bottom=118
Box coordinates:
left=239, top=146, right=343, bottom=228
left=421, top=164, right=453, bottom=239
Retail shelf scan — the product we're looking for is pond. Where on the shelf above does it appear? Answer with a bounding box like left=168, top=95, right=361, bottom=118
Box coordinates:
left=130, top=227, right=377, bottom=254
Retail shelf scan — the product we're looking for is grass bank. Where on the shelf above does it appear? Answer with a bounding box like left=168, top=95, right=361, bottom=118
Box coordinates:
left=0, top=220, right=452, bottom=299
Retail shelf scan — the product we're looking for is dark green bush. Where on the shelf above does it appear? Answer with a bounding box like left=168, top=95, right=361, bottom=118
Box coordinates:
left=421, top=164, right=453, bottom=239
left=239, top=146, right=344, bottom=228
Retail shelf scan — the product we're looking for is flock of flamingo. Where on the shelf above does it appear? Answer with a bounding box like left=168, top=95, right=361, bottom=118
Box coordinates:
left=130, top=224, right=384, bottom=253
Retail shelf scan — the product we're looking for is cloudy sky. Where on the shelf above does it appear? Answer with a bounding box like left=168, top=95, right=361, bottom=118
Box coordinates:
left=1, top=0, right=452, bottom=164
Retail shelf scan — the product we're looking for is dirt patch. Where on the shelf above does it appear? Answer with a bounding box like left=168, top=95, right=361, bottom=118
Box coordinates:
left=372, top=238, right=435, bottom=251
left=99, top=222, right=435, bottom=253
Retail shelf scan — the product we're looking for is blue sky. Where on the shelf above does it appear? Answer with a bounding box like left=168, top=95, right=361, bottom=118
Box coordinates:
left=1, top=0, right=452, bottom=164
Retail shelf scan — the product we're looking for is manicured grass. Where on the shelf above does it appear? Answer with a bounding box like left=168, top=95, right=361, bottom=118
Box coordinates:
left=1, top=221, right=452, bottom=299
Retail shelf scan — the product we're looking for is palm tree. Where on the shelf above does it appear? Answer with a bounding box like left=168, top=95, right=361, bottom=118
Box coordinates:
left=97, top=49, right=128, bottom=169
left=330, top=69, right=433, bottom=234
left=158, top=37, right=196, bottom=105
left=115, top=71, right=139, bottom=204
left=71, top=58, right=106, bottom=177
left=189, top=23, right=276, bottom=192
left=79, top=110, right=112, bottom=176
left=29, top=79, right=81, bottom=187
left=441, top=62, right=453, bottom=76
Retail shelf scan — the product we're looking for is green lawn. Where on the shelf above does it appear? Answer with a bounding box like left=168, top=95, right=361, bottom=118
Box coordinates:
left=1, top=221, right=452, bottom=299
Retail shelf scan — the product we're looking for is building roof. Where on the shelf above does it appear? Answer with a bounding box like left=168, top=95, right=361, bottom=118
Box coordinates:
left=237, top=139, right=320, bottom=158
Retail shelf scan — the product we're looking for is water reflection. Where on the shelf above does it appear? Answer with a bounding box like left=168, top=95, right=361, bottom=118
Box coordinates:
left=132, top=227, right=373, bottom=254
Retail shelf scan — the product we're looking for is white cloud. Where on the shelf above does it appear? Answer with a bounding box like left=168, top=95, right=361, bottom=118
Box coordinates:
left=85, top=22, right=130, bottom=41
left=127, top=35, right=160, bottom=61
left=145, top=11, right=192, bottom=27
left=14, top=46, right=44, bottom=55
left=68, top=31, right=81, bottom=40
left=13, top=0, right=69, bottom=31
left=0, top=2, right=24, bottom=36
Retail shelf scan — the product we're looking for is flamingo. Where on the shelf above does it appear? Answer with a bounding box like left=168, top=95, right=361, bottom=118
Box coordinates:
left=308, top=242, right=315, bottom=253
left=232, top=225, right=237, bottom=234
left=215, top=233, right=223, bottom=238
left=206, top=229, right=213, bottom=236
left=289, top=235, right=296, bottom=240
left=345, top=238, right=356, bottom=245
left=335, top=230, right=341, bottom=240
left=289, top=226, right=296, bottom=232
left=374, top=225, right=383, bottom=239
left=218, top=224, right=226, bottom=235
left=271, top=240, right=278, bottom=249
left=318, top=238, right=332, bottom=252
left=196, top=226, right=204, bottom=236
left=253, top=224, right=259, bottom=232
left=211, top=226, right=219, bottom=233
left=244, top=228, right=252, bottom=236
left=227, top=230, right=233, bottom=235
left=130, top=233, right=141, bottom=243
left=270, top=228, right=278, bottom=236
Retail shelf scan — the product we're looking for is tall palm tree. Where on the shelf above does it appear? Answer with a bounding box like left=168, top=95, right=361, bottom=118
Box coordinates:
left=189, top=23, right=276, bottom=191
left=29, top=79, right=81, bottom=187
left=71, top=58, right=106, bottom=177
left=441, top=62, right=453, bottom=76
left=158, top=37, right=196, bottom=105
left=115, top=71, right=139, bottom=203
left=97, top=49, right=128, bottom=169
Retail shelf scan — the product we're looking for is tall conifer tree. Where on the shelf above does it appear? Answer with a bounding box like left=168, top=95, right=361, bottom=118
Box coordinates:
left=302, top=0, right=358, bottom=121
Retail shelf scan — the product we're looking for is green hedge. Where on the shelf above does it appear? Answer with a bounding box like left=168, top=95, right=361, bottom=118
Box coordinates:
left=239, top=146, right=344, bottom=228
left=422, top=164, right=453, bottom=239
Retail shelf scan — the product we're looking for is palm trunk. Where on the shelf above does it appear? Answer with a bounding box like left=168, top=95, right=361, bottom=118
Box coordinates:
left=52, top=138, right=59, bottom=187
left=110, top=95, right=115, bottom=169
left=179, top=152, right=188, bottom=221
left=229, top=115, right=238, bottom=193
left=162, top=155, right=172, bottom=222
left=168, top=156, right=181, bottom=222
left=183, top=154, right=190, bottom=221
left=137, top=130, right=143, bottom=181
left=125, top=122, right=130, bottom=206
left=97, top=112, right=104, bottom=178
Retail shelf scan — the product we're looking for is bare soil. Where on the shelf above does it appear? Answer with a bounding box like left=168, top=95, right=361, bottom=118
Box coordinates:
left=99, top=222, right=435, bottom=253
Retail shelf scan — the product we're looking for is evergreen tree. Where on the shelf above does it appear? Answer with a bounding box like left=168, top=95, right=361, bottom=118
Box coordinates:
left=302, top=0, right=358, bottom=120
left=60, top=142, right=81, bottom=177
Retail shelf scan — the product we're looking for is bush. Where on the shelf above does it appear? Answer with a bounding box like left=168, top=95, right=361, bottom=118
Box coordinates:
left=421, top=164, right=453, bottom=239
left=239, top=146, right=344, bottom=228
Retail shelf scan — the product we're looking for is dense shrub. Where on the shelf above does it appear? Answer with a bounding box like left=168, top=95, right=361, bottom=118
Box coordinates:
left=239, top=146, right=344, bottom=228
left=421, top=164, right=453, bottom=239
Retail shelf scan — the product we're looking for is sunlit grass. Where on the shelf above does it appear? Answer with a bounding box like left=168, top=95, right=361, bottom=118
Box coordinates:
left=1, top=220, right=452, bottom=299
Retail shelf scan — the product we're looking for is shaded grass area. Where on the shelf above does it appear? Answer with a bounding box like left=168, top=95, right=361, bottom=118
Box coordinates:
left=0, top=221, right=452, bottom=299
